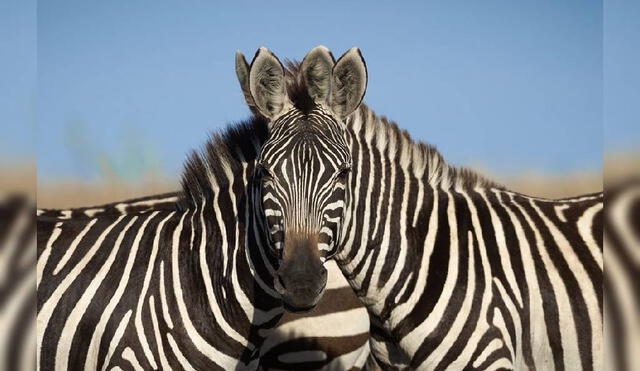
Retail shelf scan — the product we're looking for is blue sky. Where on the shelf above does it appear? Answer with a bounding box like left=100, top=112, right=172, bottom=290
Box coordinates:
left=1, top=1, right=637, bottom=181
left=0, top=0, right=35, bottom=162
left=604, top=0, right=640, bottom=151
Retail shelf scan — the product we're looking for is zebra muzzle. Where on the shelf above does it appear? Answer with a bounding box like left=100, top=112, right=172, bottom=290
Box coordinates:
left=275, top=260, right=328, bottom=312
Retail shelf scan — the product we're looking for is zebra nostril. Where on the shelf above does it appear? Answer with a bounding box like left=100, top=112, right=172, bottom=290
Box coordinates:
left=319, top=266, right=327, bottom=280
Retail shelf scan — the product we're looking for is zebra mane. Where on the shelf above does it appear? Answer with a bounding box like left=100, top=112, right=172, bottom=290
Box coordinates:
left=351, top=103, right=501, bottom=191
left=179, top=116, right=268, bottom=207
left=180, top=61, right=499, bottom=206
left=282, top=59, right=316, bottom=113
left=179, top=61, right=318, bottom=207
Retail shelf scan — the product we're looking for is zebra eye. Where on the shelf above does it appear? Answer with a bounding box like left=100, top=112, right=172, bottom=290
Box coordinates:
left=257, top=163, right=274, bottom=181
left=336, top=165, right=351, bottom=180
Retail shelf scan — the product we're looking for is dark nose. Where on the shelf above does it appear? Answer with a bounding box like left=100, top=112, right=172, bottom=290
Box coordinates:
left=277, top=264, right=327, bottom=312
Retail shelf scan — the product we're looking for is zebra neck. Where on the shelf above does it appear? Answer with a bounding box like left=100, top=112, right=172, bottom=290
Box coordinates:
left=156, top=199, right=283, bottom=364
left=336, top=104, right=498, bottom=317
left=188, top=193, right=282, bottom=313
left=178, top=125, right=284, bottom=344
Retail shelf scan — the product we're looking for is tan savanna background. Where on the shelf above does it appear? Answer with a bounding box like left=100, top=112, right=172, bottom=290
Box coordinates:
left=6, top=151, right=638, bottom=209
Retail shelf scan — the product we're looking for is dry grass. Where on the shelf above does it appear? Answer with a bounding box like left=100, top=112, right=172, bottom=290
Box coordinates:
left=36, top=174, right=601, bottom=209
left=37, top=177, right=177, bottom=209
left=37, top=173, right=602, bottom=209
left=494, top=171, right=602, bottom=198
left=0, top=162, right=36, bottom=196
left=37, top=173, right=602, bottom=208
left=604, top=151, right=640, bottom=185
left=26, top=152, right=638, bottom=209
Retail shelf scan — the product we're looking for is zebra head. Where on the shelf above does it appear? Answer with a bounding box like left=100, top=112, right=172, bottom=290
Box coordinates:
left=236, top=46, right=367, bottom=311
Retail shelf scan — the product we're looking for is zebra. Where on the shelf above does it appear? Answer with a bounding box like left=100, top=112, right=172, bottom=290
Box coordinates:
left=36, top=178, right=369, bottom=370
left=604, top=179, right=640, bottom=371
left=36, top=192, right=370, bottom=370
left=5, top=184, right=368, bottom=370
left=244, top=46, right=604, bottom=370
left=0, top=194, right=36, bottom=371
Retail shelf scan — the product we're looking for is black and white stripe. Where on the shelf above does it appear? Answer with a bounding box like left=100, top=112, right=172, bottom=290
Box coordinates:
left=337, top=111, right=603, bottom=368
left=334, top=69, right=603, bottom=371
left=256, top=107, right=351, bottom=260
left=260, top=261, right=371, bottom=370
left=604, top=180, right=640, bottom=371
left=0, top=194, right=36, bottom=371
left=38, top=203, right=275, bottom=369
left=36, top=141, right=369, bottom=370
left=247, top=46, right=605, bottom=370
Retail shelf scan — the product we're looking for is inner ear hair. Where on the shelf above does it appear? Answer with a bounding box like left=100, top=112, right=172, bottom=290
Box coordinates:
left=249, top=47, right=290, bottom=118
left=331, top=47, right=368, bottom=120
left=301, top=45, right=335, bottom=105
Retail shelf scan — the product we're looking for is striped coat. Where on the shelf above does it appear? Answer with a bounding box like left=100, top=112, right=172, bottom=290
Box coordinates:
left=237, top=46, right=606, bottom=370
left=36, top=147, right=370, bottom=371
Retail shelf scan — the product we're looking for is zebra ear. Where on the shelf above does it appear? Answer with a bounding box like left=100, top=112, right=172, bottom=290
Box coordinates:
left=249, top=47, right=291, bottom=119
left=235, top=51, right=259, bottom=114
left=301, top=45, right=335, bottom=105
left=330, top=47, right=368, bottom=120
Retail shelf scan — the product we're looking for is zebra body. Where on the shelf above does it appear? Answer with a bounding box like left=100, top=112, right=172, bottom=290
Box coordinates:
left=331, top=107, right=604, bottom=370
left=38, top=208, right=274, bottom=370
left=34, top=43, right=612, bottom=370
left=37, top=189, right=370, bottom=369
left=242, top=46, right=604, bottom=370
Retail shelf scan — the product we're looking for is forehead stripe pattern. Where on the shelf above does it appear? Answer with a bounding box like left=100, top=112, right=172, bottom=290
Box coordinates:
left=259, top=106, right=350, bottom=248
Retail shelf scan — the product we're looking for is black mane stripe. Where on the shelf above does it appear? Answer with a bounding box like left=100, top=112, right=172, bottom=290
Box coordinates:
left=179, top=117, right=268, bottom=207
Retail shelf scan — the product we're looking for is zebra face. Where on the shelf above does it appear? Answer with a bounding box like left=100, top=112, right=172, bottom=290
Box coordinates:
left=257, top=114, right=351, bottom=311
left=257, top=109, right=352, bottom=259
left=237, top=46, right=367, bottom=311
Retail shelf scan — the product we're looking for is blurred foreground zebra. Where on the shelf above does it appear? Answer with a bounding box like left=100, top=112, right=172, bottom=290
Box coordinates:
left=604, top=180, right=640, bottom=371
left=0, top=194, right=36, bottom=371
left=36, top=156, right=369, bottom=368
left=241, top=46, right=605, bottom=370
